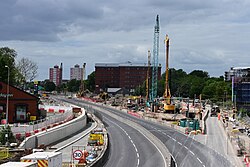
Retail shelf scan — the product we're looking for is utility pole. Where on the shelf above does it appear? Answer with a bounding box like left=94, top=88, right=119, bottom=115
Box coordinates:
left=4, top=65, right=9, bottom=126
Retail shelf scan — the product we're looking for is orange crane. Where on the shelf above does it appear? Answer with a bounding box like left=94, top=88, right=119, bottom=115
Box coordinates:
left=163, top=35, right=175, bottom=112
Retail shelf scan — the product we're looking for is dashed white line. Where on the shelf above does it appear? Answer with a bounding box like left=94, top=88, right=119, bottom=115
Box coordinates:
left=189, top=150, right=195, bottom=156
left=177, top=142, right=182, bottom=145
left=184, top=146, right=188, bottom=150
left=197, top=157, right=202, bottom=163
left=105, top=118, right=140, bottom=167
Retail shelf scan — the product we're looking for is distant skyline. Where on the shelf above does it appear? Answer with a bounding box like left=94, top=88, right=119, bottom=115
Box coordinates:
left=1, top=0, right=250, bottom=80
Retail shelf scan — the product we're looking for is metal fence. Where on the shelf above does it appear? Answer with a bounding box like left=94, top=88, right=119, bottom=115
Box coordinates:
left=6, top=110, right=73, bottom=135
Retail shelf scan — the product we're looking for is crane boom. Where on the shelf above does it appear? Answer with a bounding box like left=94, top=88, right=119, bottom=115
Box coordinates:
left=151, top=15, right=160, bottom=101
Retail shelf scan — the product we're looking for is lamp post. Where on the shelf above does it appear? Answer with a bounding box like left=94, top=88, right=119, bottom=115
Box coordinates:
left=5, top=65, right=9, bottom=126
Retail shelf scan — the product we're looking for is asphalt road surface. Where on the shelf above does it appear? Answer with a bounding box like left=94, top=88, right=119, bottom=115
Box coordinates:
left=59, top=97, right=235, bottom=167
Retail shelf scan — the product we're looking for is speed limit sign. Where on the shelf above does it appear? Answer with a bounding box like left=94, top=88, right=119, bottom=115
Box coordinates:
left=73, top=150, right=83, bottom=160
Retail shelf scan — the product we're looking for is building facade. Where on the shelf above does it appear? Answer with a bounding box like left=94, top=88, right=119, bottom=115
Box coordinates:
left=70, top=64, right=83, bottom=80
left=95, top=62, right=161, bottom=93
left=225, top=67, right=250, bottom=112
left=0, top=82, right=39, bottom=123
left=49, top=63, right=63, bottom=86
left=225, top=67, right=250, bottom=81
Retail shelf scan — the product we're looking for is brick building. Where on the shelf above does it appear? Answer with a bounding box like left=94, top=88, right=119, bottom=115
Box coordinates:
left=0, top=82, right=39, bottom=124
left=95, top=62, right=161, bottom=93
left=49, top=63, right=63, bottom=86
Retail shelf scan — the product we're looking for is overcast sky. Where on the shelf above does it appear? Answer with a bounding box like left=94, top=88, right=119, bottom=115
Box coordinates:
left=1, top=0, right=250, bottom=80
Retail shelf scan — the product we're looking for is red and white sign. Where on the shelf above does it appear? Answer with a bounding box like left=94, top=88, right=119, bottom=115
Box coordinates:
left=73, top=150, right=83, bottom=160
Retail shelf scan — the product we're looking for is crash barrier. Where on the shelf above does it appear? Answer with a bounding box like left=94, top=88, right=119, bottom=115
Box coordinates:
left=90, top=133, right=110, bottom=167
left=18, top=111, right=87, bottom=149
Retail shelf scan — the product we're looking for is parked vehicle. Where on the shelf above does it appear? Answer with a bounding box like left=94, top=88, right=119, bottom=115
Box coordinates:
left=210, top=106, right=220, bottom=117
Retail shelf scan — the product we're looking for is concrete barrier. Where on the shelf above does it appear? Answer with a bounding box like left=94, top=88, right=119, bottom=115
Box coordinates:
left=19, top=110, right=87, bottom=149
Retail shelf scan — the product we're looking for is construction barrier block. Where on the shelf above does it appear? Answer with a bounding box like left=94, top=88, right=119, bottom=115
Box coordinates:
left=16, top=133, right=21, bottom=139
left=25, top=132, right=31, bottom=137
left=48, top=108, right=54, bottom=112
left=59, top=109, right=65, bottom=113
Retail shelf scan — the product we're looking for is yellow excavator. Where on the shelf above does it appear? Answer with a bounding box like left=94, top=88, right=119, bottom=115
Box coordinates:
left=163, top=35, right=175, bottom=112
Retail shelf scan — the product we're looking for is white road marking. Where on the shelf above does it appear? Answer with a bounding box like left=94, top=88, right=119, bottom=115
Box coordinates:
left=197, top=157, right=202, bottom=163
left=189, top=150, right=195, bottom=156
left=105, top=117, right=140, bottom=167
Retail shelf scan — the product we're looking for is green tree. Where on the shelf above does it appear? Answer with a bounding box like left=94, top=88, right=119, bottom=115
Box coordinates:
left=189, top=70, right=209, bottom=78
left=44, top=81, right=56, bottom=92
left=85, top=71, right=95, bottom=92
left=0, top=47, right=18, bottom=84
left=0, top=126, right=16, bottom=145
left=67, top=79, right=81, bottom=92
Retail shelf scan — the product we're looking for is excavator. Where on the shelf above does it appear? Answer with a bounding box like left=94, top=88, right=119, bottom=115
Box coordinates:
left=163, top=35, right=175, bottom=112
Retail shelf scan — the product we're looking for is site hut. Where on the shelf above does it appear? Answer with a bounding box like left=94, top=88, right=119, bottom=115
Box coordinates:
left=0, top=81, right=39, bottom=124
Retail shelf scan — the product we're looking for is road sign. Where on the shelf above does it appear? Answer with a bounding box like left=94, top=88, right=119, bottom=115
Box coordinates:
left=73, top=150, right=83, bottom=160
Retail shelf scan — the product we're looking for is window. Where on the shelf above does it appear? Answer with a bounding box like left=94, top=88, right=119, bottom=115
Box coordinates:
left=16, top=105, right=27, bottom=121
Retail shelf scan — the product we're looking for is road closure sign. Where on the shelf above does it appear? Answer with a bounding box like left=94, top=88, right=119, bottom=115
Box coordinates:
left=73, top=150, right=83, bottom=160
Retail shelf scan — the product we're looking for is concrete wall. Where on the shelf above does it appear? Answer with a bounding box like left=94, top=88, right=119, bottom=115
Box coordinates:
left=19, top=112, right=87, bottom=149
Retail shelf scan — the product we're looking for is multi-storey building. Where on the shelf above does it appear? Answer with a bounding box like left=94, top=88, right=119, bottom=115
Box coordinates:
left=49, top=63, right=63, bottom=86
left=95, top=62, right=161, bottom=93
left=225, top=67, right=250, bottom=81
left=70, top=64, right=83, bottom=81
left=225, top=67, right=250, bottom=112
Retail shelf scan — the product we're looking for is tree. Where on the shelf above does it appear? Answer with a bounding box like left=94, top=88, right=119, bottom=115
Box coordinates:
left=85, top=71, right=95, bottom=92
left=67, top=79, right=81, bottom=92
left=189, top=70, right=209, bottom=78
left=0, top=47, right=18, bottom=84
left=44, top=81, right=56, bottom=92
left=17, top=57, right=38, bottom=83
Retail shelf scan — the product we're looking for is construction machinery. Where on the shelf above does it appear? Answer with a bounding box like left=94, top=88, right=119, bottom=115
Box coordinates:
left=146, top=50, right=151, bottom=102
left=150, top=15, right=160, bottom=102
left=163, top=35, right=175, bottom=112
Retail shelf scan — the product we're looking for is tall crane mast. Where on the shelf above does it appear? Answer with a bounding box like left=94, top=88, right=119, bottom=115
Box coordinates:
left=151, top=15, right=160, bottom=101
left=146, top=50, right=151, bottom=102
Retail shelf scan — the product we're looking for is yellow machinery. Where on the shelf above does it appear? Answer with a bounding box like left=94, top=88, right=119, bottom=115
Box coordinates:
left=88, top=133, right=104, bottom=145
left=163, top=35, right=175, bottom=112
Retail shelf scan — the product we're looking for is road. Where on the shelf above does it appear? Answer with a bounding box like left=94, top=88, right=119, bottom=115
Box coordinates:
left=102, top=113, right=165, bottom=167
left=60, top=97, right=235, bottom=167
left=54, top=96, right=166, bottom=167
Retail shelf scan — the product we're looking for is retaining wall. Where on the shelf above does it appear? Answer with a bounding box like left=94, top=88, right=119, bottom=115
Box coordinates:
left=19, top=111, right=87, bottom=149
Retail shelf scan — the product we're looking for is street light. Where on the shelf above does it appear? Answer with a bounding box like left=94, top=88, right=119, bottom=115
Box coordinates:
left=4, top=65, right=9, bottom=126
